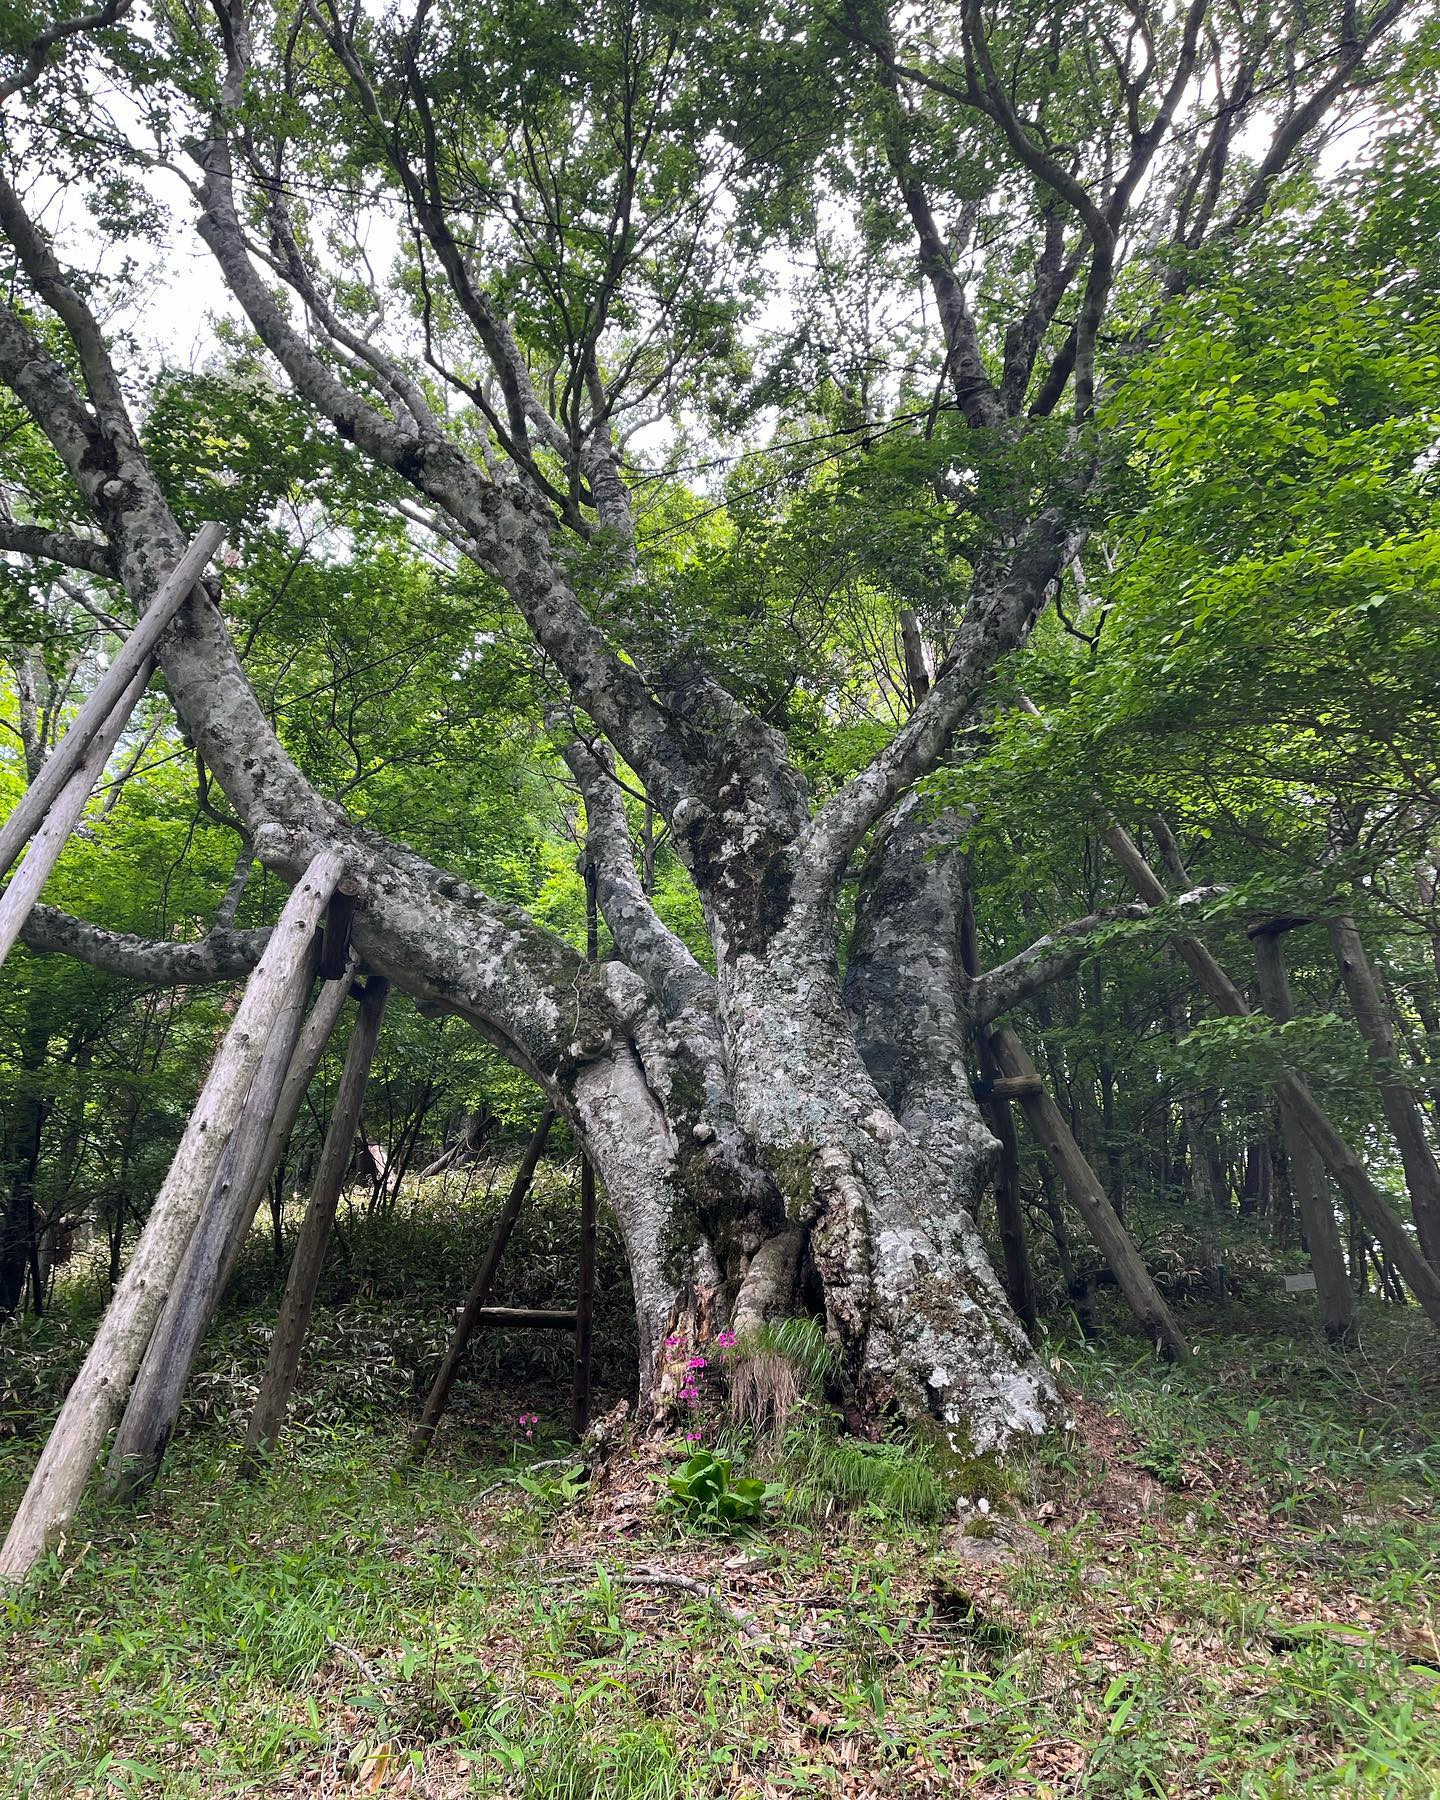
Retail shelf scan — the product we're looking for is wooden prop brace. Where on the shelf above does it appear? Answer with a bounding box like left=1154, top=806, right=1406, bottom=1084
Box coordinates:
left=409, top=1107, right=558, bottom=1459
left=105, top=946, right=361, bottom=1497
left=0, top=524, right=226, bottom=969
left=0, top=848, right=343, bottom=1583
left=243, top=972, right=392, bottom=1461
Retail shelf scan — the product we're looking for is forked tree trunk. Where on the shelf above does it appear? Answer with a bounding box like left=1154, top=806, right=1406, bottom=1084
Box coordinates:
left=725, top=909, right=1059, bottom=1448
left=0, top=850, right=343, bottom=1583
left=244, top=975, right=390, bottom=1460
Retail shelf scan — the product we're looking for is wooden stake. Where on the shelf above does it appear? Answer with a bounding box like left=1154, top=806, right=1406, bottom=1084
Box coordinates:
left=243, top=975, right=391, bottom=1460
left=409, top=1107, right=556, bottom=1458
left=0, top=848, right=343, bottom=1583
left=570, top=854, right=599, bottom=1437
left=991, top=1027, right=1192, bottom=1360
left=959, top=882, right=1037, bottom=1334
left=104, top=945, right=357, bottom=1496
left=0, top=660, right=149, bottom=970
left=1328, top=913, right=1440, bottom=1268
left=0, top=523, right=226, bottom=886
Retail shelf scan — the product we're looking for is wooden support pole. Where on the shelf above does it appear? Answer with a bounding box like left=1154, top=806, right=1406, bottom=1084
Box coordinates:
left=0, top=661, right=150, bottom=970
left=409, top=1107, right=556, bottom=1458
left=991, top=1027, right=1192, bottom=1360
left=243, top=974, right=391, bottom=1461
left=0, top=848, right=342, bottom=1583
left=990, top=1080, right=1037, bottom=1334
left=1101, top=822, right=1440, bottom=1325
left=104, top=945, right=357, bottom=1496
left=959, top=883, right=1037, bottom=1334
left=214, top=948, right=360, bottom=1298
left=570, top=855, right=599, bottom=1437
left=571, top=1155, right=597, bottom=1438
left=984, top=1075, right=1044, bottom=1101
left=1250, top=930, right=1354, bottom=1343
left=0, top=523, right=226, bottom=886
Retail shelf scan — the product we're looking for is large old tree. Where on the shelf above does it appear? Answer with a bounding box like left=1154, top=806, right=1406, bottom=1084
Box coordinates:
left=0, top=0, right=1417, bottom=1449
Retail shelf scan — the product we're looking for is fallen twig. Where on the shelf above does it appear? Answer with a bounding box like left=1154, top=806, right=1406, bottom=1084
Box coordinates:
left=622, top=1562, right=771, bottom=1643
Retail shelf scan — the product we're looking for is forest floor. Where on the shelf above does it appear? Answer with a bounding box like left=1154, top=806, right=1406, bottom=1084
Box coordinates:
left=2, top=1298, right=1438, bottom=1798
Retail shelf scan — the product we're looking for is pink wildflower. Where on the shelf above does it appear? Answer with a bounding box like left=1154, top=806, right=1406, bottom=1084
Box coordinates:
left=686, top=1355, right=708, bottom=1370
left=715, top=1330, right=737, bottom=1349
left=665, top=1334, right=681, bottom=1348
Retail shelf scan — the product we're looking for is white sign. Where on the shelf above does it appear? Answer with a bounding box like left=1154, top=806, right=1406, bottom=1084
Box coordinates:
left=1283, top=1273, right=1318, bottom=1293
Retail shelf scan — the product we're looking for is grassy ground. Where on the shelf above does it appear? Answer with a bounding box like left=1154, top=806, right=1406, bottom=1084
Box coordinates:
left=2, top=1295, right=1438, bottom=1797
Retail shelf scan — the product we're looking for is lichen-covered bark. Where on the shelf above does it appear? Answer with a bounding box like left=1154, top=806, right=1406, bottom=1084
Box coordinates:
left=721, top=891, right=1060, bottom=1450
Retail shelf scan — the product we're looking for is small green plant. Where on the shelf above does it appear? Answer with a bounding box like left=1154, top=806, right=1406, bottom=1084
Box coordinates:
left=660, top=1451, right=772, bottom=1531
left=515, top=1462, right=589, bottom=1510
left=743, top=1316, right=837, bottom=1389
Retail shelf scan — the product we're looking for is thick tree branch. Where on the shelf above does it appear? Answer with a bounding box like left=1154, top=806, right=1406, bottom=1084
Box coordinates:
left=859, top=5, right=1002, bottom=429
left=0, top=154, right=636, bottom=1083
left=0, top=0, right=134, bottom=103
left=560, top=734, right=717, bottom=1022
left=18, top=904, right=268, bottom=983
left=0, top=520, right=117, bottom=578
left=793, top=505, right=1073, bottom=905
left=190, top=61, right=699, bottom=824
left=966, top=891, right=1227, bottom=1024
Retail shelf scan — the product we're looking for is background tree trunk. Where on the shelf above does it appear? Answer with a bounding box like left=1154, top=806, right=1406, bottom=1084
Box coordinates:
left=1329, top=914, right=1440, bottom=1267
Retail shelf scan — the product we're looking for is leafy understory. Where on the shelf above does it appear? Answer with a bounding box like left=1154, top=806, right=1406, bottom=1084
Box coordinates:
left=3, top=1308, right=1435, bottom=1798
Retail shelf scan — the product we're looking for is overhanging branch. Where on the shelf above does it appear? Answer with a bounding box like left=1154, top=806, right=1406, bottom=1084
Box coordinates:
left=18, top=904, right=268, bottom=983
left=0, top=521, right=117, bottom=578
left=967, top=888, right=1230, bottom=1024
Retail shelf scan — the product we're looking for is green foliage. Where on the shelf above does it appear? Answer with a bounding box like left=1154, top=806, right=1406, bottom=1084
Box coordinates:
left=660, top=1450, right=773, bottom=1531
left=783, top=1429, right=953, bottom=1526
left=515, top=1463, right=589, bottom=1511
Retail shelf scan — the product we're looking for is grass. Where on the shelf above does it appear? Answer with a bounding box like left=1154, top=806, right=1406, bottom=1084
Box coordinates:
left=2, top=1261, right=1438, bottom=1795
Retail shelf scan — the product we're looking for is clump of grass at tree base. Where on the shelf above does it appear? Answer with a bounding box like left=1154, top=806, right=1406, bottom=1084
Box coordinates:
left=725, top=1314, right=836, bottom=1441
left=702, top=1312, right=1007, bottom=1530
left=780, top=1426, right=955, bottom=1525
